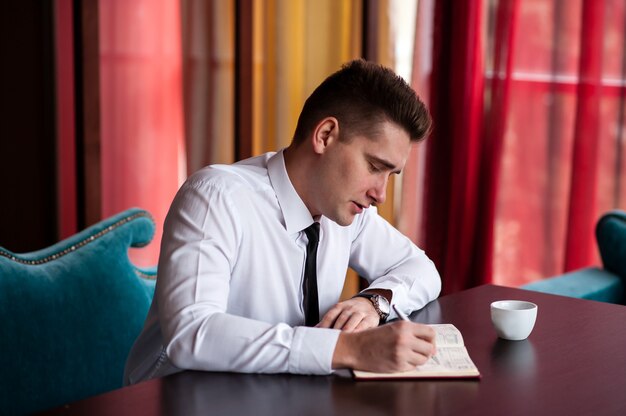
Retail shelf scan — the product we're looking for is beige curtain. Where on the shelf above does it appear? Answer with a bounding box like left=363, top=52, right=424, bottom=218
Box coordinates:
left=182, top=0, right=235, bottom=172
left=397, top=0, right=432, bottom=245
left=182, top=0, right=363, bottom=167
left=250, top=0, right=363, bottom=154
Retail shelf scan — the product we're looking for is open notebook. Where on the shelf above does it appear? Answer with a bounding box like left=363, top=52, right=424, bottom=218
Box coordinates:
left=353, top=324, right=480, bottom=380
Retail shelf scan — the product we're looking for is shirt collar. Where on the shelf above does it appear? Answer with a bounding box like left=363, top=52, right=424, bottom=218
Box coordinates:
left=268, top=149, right=316, bottom=234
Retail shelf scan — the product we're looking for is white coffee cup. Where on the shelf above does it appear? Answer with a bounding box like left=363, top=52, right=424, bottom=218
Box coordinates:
left=490, top=300, right=538, bottom=341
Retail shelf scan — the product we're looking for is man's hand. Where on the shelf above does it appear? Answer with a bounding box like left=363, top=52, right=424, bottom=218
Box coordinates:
left=316, top=297, right=380, bottom=332
left=331, top=321, right=437, bottom=373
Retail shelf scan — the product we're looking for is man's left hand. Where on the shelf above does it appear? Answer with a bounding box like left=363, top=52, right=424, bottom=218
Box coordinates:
left=316, top=297, right=380, bottom=331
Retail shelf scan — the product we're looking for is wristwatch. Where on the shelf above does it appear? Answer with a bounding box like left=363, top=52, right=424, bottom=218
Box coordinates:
left=354, top=293, right=390, bottom=323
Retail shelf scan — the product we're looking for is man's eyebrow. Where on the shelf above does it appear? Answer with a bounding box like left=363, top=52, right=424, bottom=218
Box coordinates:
left=367, top=154, right=402, bottom=174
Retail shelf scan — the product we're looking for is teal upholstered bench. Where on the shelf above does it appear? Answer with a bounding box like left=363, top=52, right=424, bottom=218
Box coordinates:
left=0, top=208, right=157, bottom=415
left=522, top=210, right=626, bottom=305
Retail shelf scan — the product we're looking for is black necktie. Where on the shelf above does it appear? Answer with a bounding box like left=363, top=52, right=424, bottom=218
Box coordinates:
left=302, top=222, right=320, bottom=327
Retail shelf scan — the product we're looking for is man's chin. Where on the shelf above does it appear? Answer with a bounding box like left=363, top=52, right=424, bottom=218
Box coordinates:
left=332, top=213, right=357, bottom=227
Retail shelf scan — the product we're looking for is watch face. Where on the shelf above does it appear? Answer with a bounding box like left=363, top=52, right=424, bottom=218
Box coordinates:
left=375, top=295, right=390, bottom=315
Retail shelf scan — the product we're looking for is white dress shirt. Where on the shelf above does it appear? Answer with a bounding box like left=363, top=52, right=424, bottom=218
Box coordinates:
left=124, top=150, right=441, bottom=384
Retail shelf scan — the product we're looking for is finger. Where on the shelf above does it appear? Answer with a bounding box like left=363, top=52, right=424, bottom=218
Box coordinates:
left=421, top=325, right=437, bottom=343
left=332, top=311, right=353, bottom=330
left=353, top=317, right=379, bottom=332
left=394, top=323, right=437, bottom=365
left=406, top=323, right=437, bottom=344
left=405, top=352, right=431, bottom=367
left=408, top=338, right=437, bottom=363
left=339, top=313, right=368, bottom=332
left=316, top=307, right=342, bottom=328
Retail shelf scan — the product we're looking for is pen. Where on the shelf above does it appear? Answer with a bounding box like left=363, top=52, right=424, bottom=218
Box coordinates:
left=393, top=305, right=411, bottom=321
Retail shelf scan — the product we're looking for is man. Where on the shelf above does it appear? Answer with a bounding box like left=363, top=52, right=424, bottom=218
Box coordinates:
left=124, top=59, right=441, bottom=384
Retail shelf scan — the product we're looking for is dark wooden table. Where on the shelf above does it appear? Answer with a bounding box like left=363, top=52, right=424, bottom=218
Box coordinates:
left=40, top=285, right=626, bottom=416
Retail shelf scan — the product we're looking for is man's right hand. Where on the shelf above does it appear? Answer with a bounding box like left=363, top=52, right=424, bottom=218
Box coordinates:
left=331, top=321, right=436, bottom=373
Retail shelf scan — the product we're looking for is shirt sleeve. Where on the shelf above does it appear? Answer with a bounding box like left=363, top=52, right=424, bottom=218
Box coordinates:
left=156, top=176, right=339, bottom=375
left=348, top=207, right=441, bottom=318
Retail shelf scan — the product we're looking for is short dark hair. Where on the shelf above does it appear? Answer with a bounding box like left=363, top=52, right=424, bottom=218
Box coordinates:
left=292, top=59, right=432, bottom=144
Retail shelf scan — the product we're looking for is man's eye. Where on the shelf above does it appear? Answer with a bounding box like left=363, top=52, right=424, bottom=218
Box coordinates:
left=369, top=163, right=381, bottom=173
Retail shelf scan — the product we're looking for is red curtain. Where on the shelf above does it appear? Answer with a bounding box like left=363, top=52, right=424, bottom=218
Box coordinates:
left=564, top=0, right=605, bottom=270
left=422, top=0, right=485, bottom=295
left=420, top=0, right=625, bottom=293
left=99, top=0, right=186, bottom=266
left=54, top=0, right=78, bottom=239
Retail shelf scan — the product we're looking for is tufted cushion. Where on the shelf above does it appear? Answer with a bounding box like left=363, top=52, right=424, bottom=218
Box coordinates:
left=596, top=210, right=626, bottom=283
left=0, top=208, right=157, bottom=415
left=522, top=210, right=626, bottom=305
left=522, top=267, right=624, bottom=304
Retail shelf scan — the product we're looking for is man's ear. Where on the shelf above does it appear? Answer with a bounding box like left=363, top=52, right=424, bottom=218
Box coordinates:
left=311, top=117, right=339, bottom=154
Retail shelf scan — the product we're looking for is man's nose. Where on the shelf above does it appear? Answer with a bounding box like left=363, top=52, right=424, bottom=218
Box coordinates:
left=367, top=175, right=388, bottom=205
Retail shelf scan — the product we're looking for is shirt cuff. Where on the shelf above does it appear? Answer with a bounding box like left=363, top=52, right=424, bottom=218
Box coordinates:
left=288, top=327, right=340, bottom=374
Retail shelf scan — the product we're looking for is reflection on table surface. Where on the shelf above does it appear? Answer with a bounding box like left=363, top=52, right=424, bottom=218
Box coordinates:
left=40, top=285, right=626, bottom=416
left=160, top=370, right=479, bottom=416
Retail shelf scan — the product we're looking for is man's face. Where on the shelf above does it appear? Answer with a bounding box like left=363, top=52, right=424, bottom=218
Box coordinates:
left=310, top=120, right=411, bottom=226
